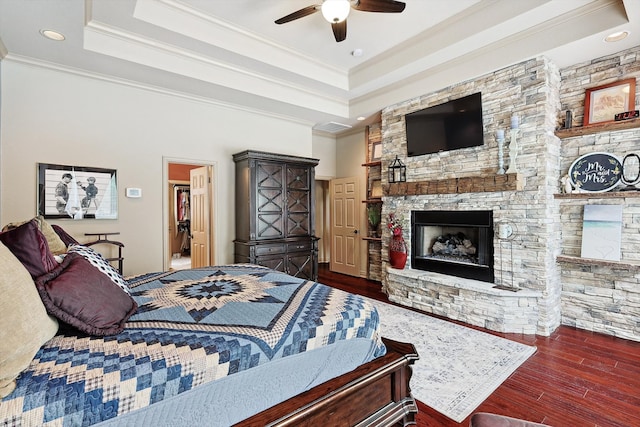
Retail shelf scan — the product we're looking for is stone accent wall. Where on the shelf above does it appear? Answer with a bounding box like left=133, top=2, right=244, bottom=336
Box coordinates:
left=381, top=56, right=563, bottom=335
left=556, top=46, right=640, bottom=341
left=558, top=46, right=640, bottom=129
left=380, top=46, right=640, bottom=341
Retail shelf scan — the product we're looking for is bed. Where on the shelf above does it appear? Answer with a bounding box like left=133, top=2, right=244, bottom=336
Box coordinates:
left=0, top=218, right=418, bottom=426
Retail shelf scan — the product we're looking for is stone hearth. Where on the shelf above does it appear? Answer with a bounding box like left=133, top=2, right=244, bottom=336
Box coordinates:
left=387, top=267, right=541, bottom=334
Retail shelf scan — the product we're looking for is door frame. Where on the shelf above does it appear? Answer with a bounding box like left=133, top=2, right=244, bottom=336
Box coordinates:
left=163, top=157, right=217, bottom=271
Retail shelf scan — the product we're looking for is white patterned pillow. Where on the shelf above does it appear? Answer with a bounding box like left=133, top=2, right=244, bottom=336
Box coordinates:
left=67, top=245, right=131, bottom=295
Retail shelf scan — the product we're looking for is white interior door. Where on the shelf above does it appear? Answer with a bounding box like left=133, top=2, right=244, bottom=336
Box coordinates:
left=330, top=176, right=360, bottom=276
left=190, top=166, right=211, bottom=268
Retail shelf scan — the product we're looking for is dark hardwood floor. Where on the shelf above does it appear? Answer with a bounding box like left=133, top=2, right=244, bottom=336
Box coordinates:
left=318, top=264, right=640, bottom=427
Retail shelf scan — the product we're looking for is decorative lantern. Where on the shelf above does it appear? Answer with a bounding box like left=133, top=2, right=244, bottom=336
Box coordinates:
left=388, top=156, right=406, bottom=183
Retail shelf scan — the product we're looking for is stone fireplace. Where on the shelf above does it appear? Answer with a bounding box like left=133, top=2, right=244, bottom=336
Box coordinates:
left=411, top=210, right=493, bottom=283
left=379, top=56, right=562, bottom=336
left=383, top=183, right=545, bottom=335
left=374, top=47, right=640, bottom=342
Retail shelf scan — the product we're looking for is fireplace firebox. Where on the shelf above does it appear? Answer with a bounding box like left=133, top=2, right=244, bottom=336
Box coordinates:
left=411, top=210, right=494, bottom=282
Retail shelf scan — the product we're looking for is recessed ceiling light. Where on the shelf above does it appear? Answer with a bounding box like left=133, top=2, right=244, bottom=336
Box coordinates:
left=352, top=48, right=364, bottom=57
left=357, top=116, right=366, bottom=121
left=40, top=29, right=65, bottom=41
left=604, top=30, right=629, bottom=42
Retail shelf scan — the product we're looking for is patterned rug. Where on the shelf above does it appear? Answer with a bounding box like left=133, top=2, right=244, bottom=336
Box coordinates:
left=365, top=298, right=537, bottom=423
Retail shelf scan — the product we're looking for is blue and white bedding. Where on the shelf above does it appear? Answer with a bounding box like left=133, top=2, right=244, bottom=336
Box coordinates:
left=1, top=264, right=385, bottom=426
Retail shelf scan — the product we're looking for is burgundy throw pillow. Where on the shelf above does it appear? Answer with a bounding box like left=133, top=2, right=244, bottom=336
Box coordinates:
left=35, top=252, right=138, bottom=336
left=51, top=224, right=80, bottom=247
left=0, top=219, right=58, bottom=278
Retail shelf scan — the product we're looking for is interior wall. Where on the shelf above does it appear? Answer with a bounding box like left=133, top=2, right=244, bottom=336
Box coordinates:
left=312, top=133, right=336, bottom=180
left=168, top=163, right=200, bottom=181
left=0, top=61, right=315, bottom=275
left=336, top=129, right=367, bottom=277
left=314, top=180, right=331, bottom=264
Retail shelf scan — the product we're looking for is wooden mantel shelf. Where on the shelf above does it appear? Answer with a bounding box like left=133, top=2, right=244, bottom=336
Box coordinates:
left=555, top=117, right=640, bottom=138
left=557, top=255, right=640, bottom=271
left=384, top=173, right=522, bottom=197
left=555, top=190, right=640, bottom=199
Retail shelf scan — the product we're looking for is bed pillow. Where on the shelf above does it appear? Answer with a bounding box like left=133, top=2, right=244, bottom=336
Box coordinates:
left=0, top=242, right=59, bottom=398
left=2, top=216, right=68, bottom=255
left=35, top=252, right=137, bottom=336
left=51, top=224, right=80, bottom=247
left=33, top=216, right=68, bottom=255
left=67, top=244, right=131, bottom=294
left=0, top=220, right=58, bottom=278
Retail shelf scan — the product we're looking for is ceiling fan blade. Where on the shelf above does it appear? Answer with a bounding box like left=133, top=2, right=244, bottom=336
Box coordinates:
left=274, top=5, right=321, bottom=24
left=353, top=0, right=406, bottom=13
left=332, top=20, right=347, bottom=42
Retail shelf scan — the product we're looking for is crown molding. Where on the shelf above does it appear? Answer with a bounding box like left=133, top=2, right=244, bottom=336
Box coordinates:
left=83, top=20, right=350, bottom=118
left=133, top=0, right=348, bottom=90
left=0, top=38, right=7, bottom=60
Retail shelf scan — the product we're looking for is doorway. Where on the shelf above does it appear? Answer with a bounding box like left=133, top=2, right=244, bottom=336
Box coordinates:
left=169, top=179, right=191, bottom=270
left=164, top=159, right=216, bottom=271
left=329, top=176, right=360, bottom=277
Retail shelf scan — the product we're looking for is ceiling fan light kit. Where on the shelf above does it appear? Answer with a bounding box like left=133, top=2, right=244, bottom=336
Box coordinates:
left=321, top=0, right=351, bottom=23
left=275, top=0, right=406, bottom=43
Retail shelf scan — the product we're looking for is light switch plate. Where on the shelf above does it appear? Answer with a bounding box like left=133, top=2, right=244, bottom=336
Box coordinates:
left=126, top=188, right=142, bottom=198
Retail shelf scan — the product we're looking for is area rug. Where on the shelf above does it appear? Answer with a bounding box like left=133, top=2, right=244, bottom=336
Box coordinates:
left=365, top=297, right=537, bottom=423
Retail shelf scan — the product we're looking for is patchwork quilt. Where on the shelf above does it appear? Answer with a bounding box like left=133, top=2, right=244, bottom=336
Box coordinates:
left=1, top=264, right=384, bottom=426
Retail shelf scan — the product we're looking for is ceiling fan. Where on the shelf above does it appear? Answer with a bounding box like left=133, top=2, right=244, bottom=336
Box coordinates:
left=274, top=0, right=406, bottom=43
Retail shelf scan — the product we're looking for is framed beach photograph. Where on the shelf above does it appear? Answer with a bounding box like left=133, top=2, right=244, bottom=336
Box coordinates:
left=371, top=141, right=382, bottom=162
left=370, top=180, right=382, bottom=198
left=583, top=78, right=636, bottom=126
left=37, top=163, right=118, bottom=220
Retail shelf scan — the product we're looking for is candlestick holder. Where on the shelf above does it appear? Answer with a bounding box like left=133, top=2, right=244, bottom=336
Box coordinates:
left=497, top=132, right=505, bottom=174
left=506, top=128, right=519, bottom=174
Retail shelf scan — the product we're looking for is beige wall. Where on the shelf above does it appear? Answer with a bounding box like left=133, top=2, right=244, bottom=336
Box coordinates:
left=312, top=133, right=336, bottom=180
left=0, top=61, right=324, bottom=275
left=336, top=129, right=368, bottom=277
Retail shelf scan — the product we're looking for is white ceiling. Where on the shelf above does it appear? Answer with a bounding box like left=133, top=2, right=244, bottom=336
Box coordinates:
left=0, top=0, right=638, bottom=133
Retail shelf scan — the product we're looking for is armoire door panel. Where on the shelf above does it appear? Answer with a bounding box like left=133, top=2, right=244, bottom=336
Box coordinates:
left=287, top=190, right=310, bottom=213
left=287, top=167, right=310, bottom=190
left=257, top=214, right=284, bottom=239
left=257, top=256, right=286, bottom=273
left=287, top=253, right=313, bottom=279
left=257, top=163, right=283, bottom=188
left=287, top=213, right=310, bottom=236
left=257, top=188, right=284, bottom=213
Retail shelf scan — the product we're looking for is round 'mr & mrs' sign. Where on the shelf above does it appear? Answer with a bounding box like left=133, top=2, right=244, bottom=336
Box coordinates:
left=569, top=152, right=622, bottom=192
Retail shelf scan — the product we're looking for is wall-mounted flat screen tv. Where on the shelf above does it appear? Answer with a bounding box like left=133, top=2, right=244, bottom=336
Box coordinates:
left=405, top=92, right=484, bottom=157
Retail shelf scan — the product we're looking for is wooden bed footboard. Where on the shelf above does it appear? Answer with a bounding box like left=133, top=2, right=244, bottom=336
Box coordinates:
left=237, top=338, right=419, bottom=427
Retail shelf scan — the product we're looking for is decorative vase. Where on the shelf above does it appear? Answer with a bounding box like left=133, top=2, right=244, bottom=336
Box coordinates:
left=389, top=230, right=407, bottom=269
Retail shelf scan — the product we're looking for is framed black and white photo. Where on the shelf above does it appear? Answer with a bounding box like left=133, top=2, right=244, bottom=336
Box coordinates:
left=37, top=163, right=118, bottom=219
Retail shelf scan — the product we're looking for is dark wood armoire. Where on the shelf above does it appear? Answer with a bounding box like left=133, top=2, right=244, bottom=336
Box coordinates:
left=233, top=150, right=319, bottom=281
